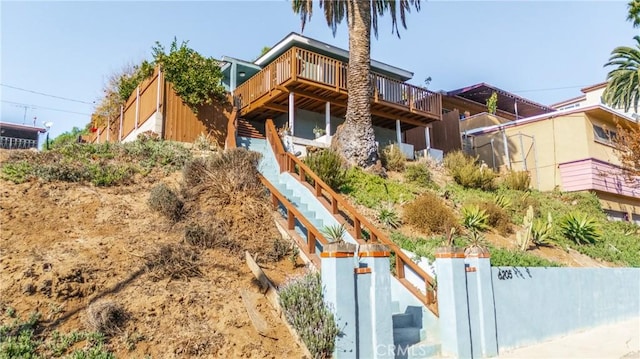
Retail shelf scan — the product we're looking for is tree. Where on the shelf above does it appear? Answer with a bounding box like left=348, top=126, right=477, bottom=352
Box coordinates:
left=628, top=0, right=640, bottom=28
left=49, top=126, right=88, bottom=149
left=602, top=36, right=640, bottom=113
left=613, top=120, right=640, bottom=178
left=292, top=0, right=420, bottom=167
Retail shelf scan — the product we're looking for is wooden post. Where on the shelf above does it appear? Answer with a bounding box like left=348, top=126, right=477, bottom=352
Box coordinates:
left=331, top=197, right=338, bottom=214
left=354, top=217, right=361, bottom=239
left=315, top=182, right=321, bottom=197
left=308, top=232, right=316, bottom=255
left=396, top=254, right=405, bottom=279
left=134, top=86, right=140, bottom=129
left=118, top=105, right=124, bottom=142
left=287, top=208, right=295, bottom=230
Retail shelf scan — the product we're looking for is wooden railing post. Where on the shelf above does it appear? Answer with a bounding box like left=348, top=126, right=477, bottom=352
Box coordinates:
left=396, top=254, right=405, bottom=279
left=291, top=48, right=297, bottom=81
left=353, top=217, right=361, bottom=240
left=315, top=182, right=322, bottom=197
left=308, top=232, right=316, bottom=255
left=287, top=208, right=295, bottom=230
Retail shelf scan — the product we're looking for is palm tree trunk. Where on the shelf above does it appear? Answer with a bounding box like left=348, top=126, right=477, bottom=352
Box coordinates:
left=331, top=0, right=379, bottom=168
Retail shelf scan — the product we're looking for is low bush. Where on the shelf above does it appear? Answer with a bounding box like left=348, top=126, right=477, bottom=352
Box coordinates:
left=405, top=163, right=432, bottom=187
left=559, top=213, right=599, bottom=245
left=85, top=302, right=128, bottom=337
left=444, top=151, right=496, bottom=191
left=303, top=149, right=347, bottom=190
left=489, top=247, right=562, bottom=267
left=390, top=232, right=445, bottom=261
left=279, top=272, right=339, bottom=358
left=501, top=170, right=531, bottom=191
left=341, top=168, right=415, bottom=208
left=380, top=144, right=406, bottom=172
left=403, top=192, right=458, bottom=235
left=144, top=244, right=202, bottom=281
left=183, top=220, right=231, bottom=250
left=148, top=183, right=184, bottom=221
left=476, top=200, right=512, bottom=235
left=378, top=206, right=401, bottom=229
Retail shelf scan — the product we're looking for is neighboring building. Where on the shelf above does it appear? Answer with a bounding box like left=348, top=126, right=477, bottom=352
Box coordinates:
left=0, top=122, right=46, bottom=149
left=221, top=32, right=443, bottom=159
left=462, top=104, right=640, bottom=223
left=551, top=82, right=640, bottom=120
left=426, top=83, right=555, bottom=154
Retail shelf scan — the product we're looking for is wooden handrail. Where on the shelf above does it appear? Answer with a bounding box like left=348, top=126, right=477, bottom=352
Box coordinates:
left=258, top=174, right=330, bottom=264
left=263, top=119, right=438, bottom=315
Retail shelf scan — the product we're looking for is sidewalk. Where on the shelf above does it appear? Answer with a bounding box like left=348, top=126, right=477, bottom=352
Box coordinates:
left=497, top=317, right=640, bottom=359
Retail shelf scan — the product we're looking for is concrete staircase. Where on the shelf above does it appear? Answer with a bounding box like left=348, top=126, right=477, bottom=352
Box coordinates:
left=237, top=129, right=440, bottom=358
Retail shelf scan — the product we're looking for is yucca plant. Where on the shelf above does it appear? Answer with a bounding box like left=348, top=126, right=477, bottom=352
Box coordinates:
left=531, top=212, right=554, bottom=247
left=378, top=205, right=401, bottom=229
left=461, top=205, right=489, bottom=232
left=494, top=194, right=512, bottom=211
left=321, top=224, right=346, bottom=243
left=560, top=213, right=600, bottom=245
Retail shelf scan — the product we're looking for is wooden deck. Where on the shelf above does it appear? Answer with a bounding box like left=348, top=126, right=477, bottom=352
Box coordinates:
left=232, top=47, right=442, bottom=130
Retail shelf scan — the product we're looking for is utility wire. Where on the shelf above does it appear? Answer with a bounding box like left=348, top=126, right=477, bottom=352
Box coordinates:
left=0, top=84, right=95, bottom=105
left=512, top=84, right=591, bottom=94
left=1, top=100, right=92, bottom=116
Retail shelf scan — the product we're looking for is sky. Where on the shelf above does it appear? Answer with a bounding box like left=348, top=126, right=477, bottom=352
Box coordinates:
left=1, top=0, right=638, bottom=141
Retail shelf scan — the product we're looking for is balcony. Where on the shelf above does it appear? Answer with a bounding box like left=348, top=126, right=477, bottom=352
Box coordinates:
left=232, top=47, right=442, bottom=130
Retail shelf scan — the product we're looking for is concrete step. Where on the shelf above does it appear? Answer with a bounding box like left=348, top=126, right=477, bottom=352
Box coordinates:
left=393, top=327, right=424, bottom=347
left=393, top=313, right=415, bottom=328
left=395, top=341, right=441, bottom=359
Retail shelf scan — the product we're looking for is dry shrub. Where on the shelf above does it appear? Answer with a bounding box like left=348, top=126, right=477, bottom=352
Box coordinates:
left=474, top=200, right=513, bottom=236
left=148, top=183, right=184, bottom=221
left=403, top=192, right=458, bottom=235
left=85, top=301, right=129, bottom=336
left=381, top=144, right=406, bottom=172
left=501, top=170, right=531, bottom=191
left=144, top=244, right=201, bottom=281
left=184, top=220, right=234, bottom=250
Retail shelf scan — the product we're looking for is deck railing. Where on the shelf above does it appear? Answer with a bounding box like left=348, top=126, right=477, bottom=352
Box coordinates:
left=233, top=47, right=441, bottom=118
left=224, top=107, right=238, bottom=150
left=264, top=119, right=438, bottom=316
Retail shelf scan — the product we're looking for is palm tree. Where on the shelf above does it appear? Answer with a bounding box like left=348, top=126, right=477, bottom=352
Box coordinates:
left=628, top=0, right=640, bottom=28
left=292, top=0, right=420, bottom=167
left=603, top=35, right=640, bottom=113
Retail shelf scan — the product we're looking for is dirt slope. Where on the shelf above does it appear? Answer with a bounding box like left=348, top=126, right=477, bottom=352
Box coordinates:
left=0, top=170, right=304, bottom=358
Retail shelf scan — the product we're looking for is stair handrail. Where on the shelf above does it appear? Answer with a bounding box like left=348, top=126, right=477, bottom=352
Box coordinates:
left=225, top=106, right=238, bottom=150
left=264, top=119, right=438, bottom=316
left=258, top=174, right=330, bottom=266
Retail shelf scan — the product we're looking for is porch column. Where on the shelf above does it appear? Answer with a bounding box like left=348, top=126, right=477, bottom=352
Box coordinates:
left=395, top=120, right=402, bottom=144
left=288, top=92, right=295, bottom=136
left=425, top=125, right=432, bottom=149
left=230, top=62, right=237, bottom=92
left=325, top=102, right=331, bottom=136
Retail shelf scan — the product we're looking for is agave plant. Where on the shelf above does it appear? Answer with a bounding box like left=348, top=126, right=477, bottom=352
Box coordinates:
left=494, top=194, right=512, bottom=211
left=461, top=205, right=489, bottom=233
left=378, top=205, right=401, bottom=229
left=321, top=224, right=346, bottom=243
left=560, top=213, right=600, bottom=245
left=531, top=212, right=554, bottom=247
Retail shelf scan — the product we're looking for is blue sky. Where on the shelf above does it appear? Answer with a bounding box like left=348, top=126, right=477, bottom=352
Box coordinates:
left=1, top=1, right=638, bottom=140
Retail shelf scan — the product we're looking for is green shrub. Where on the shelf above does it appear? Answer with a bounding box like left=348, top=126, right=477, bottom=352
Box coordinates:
left=303, top=149, right=347, bottom=191
left=279, top=272, right=339, bottom=358
left=531, top=213, right=554, bottom=246
left=480, top=201, right=512, bottom=235
left=403, top=192, right=458, bottom=235
left=461, top=205, right=489, bottom=232
left=389, top=232, right=444, bottom=261
left=148, top=183, right=184, bottom=221
left=380, top=144, right=406, bottom=172
left=405, top=163, right=432, bottom=186
left=341, top=168, right=414, bottom=208
left=490, top=247, right=561, bottom=267
left=444, top=151, right=496, bottom=191
left=502, top=170, right=531, bottom=191
left=0, top=161, right=34, bottom=183
left=560, top=213, right=599, bottom=245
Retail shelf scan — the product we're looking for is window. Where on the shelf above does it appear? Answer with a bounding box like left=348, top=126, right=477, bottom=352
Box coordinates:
left=592, top=124, right=617, bottom=145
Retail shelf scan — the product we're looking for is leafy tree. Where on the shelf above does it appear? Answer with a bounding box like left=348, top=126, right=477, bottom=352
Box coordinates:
left=628, top=0, right=640, bottom=28
left=152, top=38, right=226, bottom=113
left=49, top=127, right=88, bottom=149
left=602, top=36, right=640, bottom=113
left=291, top=0, right=421, bottom=168
left=614, top=120, right=640, bottom=178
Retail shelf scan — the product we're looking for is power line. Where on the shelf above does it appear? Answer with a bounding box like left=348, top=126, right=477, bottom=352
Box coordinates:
left=512, top=84, right=591, bottom=94
left=0, top=84, right=95, bottom=105
left=1, top=100, right=92, bottom=116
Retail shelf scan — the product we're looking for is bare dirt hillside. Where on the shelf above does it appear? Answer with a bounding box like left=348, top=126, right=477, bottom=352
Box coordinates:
left=0, top=155, right=305, bottom=358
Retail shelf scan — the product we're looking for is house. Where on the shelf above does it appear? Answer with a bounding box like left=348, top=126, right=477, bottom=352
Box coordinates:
left=426, top=83, right=556, bottom=154
left=461, top=102, right=640, bottom=224
left=221, top=32, right=443, bottom=159
left=551, top=82, right=640, bottom=120
left=0, top=122, right=46, bottom=149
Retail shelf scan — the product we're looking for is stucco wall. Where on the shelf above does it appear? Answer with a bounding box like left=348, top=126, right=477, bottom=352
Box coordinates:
left=491, top=266, right=640, bottom=351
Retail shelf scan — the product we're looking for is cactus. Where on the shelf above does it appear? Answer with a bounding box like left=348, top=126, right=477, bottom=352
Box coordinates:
left=516, top=205, right=534, bottom=251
